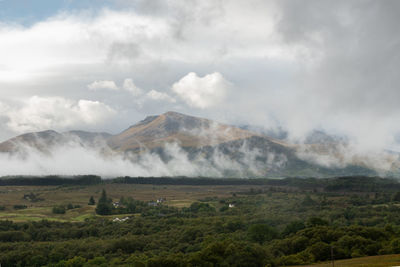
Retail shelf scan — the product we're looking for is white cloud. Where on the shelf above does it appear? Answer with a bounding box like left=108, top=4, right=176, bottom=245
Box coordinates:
left=5, top=96, right=116, bottom=133
left=0, top=0, right=399, bottom=158
left=172, top=72, right=231, bottom=109
left=122, top=78, right=143, bottom=96
left=87, top=80, right=119, bottom=91
left=146, top=90, right=176, bottom=103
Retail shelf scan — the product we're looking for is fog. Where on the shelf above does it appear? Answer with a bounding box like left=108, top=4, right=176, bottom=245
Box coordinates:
left=1, top=0, right=400, bottom=176
left=0, top=138, right=287, bottom=178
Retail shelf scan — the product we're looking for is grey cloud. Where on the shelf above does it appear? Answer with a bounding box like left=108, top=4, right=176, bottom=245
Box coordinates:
left=106, top=42, right=142, bottom=63
left=1, top=0, right=400, bottom=162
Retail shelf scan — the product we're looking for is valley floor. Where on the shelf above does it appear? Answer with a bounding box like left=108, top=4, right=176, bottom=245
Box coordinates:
left=1, top=176, right=400, bottom=266
left=292, top=254, right=400, bottom=267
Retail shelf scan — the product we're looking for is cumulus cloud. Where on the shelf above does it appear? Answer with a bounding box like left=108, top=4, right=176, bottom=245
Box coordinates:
left=172, top=72, right=231, bottom=109
left=5, top=96, right=116, bottom=133
left=87, top=80, right=119, bottom=91
left=122, top=78, right=143, bottom=96
left=87, top=78, right=143, bottom=96
left=0, top=0, right=399, bottom=167
left=146, top=90, right=176, bottom=103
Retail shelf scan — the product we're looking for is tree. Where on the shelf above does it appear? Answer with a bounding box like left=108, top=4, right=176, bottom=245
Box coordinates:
left=95, top=189, right=113, bottom=215
left=302, top=195, right=317, bottom=206
left=248, top=224, right=278, bottom=244
left=88, top=196, right=96, bottom=205
left=307, top=217, right=329, bottom=227
left=283, top=221, right=306, bottom=236
left=52, top=205, right=66, bottom=214
left=393, top=192, right=400, bottom=202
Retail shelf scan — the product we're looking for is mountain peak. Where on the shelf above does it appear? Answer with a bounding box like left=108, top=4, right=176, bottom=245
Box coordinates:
left=108, top=111, right=262, bottom=151
left=163, top=111, right=184, bottom=117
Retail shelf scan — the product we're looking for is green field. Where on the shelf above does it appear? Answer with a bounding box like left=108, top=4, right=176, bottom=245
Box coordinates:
left=295, top=254, right=400, bottom=267
left=1, top=177, right=400, bottom=266
left=0, top=183, right=254, bottom=222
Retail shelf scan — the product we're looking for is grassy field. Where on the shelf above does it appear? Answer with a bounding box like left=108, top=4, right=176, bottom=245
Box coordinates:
left=3, top=181, right=400, bottom=266
left=292, top=254, right=400, bottom=267
left=0, top=183, right=258, bottom=222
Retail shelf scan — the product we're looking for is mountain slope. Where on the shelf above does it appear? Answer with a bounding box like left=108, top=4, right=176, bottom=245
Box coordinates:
left=0, top=130, right=112, bottom=154
left=108, top=111, right=289, bottom=152
left=0, top=111, right=383, bottom=177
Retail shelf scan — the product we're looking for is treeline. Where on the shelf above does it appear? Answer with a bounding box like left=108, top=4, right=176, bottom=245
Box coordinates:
left=111, top=176, right=270, bottom=185
left=0, top=175, right=101, bottom=186
left=1, top=175, right=400, bottom=193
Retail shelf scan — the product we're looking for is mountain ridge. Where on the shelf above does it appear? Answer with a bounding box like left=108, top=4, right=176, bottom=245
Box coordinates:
left=0, top=111, right=391, bottom=177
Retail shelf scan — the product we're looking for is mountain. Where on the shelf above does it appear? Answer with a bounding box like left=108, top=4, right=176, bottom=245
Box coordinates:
left=108, top=111, right=288, bottom=152
left=0, top=111, right=383, bottom=177
left=0, top=130, right=111, bottom=155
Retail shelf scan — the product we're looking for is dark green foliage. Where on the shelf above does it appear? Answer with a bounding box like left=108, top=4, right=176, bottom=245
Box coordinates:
left=52, top=205, right=66, bottom=214
left=95, top=189, right=113, bottom=215
left=0, top=175, right=101, bottom=186
left=187, top=202, right=216, bottom=213
left=188, top=239, right=272, bottom=267
left=13, top=205, right=27, bottom=210
left=0, top=206, right=5, bottom=211
left=88, top=196, right=95, bottom=205
left=283, top=221, right=306, bottom=236
left=307, top=217, right=329, bottom=227
left=2, top=176, right=400, bottom=265
left=248, top=224, right=278, bottom=244
left=306, top=241, right=331, bottom=261
left=393, top=192, right=400, bottom=202
left=302, top=194, right=317, bottom=206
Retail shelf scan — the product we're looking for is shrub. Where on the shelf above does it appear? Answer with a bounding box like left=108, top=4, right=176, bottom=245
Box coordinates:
left=248, top=224, right=278, bottom=244
left=52, top=205, right=66, bottom=214
left=88, top=196, right=95, bottom=205
left=13, top=205, right=27, bottom=210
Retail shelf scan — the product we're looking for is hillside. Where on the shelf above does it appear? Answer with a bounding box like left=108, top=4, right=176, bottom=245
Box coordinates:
left=0, top=111, right=382, bottom=177
left=107, top=111, right=288, bottom=152
left=0, top=130, right=111, bottom=155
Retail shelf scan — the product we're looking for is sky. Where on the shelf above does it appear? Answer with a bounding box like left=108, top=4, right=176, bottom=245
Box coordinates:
left=0, top=0, right=400, bottom=154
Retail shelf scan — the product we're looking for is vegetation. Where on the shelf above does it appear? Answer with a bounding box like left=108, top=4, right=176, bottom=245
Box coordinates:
left=52, top=205, right=66, bottom=214
left=95, top=189, right=113, bottom=215
left=13, top=205, right=27, bottom=210
left=88, top=196, right=95, bottom=205
left=1, top=176, right=400, bottom=266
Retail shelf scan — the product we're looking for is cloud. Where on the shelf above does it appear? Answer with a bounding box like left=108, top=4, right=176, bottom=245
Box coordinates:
left=5, top=96, right=116, bottom=133
left=0, top=135, right=287, bottom=177
left=0, top=0, right=399, bottom=163
left=87, top=80, right=119, bottom=91
left=87, top=78, right=143, bottom=96
left=122, top=78, right=143, bottom=96
left=146, top=90, right=176, bottom=103
left=172, top=72, right=231, bottom=109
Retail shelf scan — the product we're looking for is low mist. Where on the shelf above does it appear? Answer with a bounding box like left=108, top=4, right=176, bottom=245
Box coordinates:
left=0, top=139, right=287, bottom=178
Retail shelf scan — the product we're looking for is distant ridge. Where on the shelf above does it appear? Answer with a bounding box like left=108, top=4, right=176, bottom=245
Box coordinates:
left=0, top=111, right=389, bottom=177
left=107, top=111, right=287, bottom=152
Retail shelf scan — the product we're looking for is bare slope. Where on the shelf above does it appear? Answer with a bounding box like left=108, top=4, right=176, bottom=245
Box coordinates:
left=108, top=111, right=288, bottom=152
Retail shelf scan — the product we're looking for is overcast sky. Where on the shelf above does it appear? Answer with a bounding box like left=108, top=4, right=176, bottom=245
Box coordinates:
left=0, top=0, right=399, bottom=152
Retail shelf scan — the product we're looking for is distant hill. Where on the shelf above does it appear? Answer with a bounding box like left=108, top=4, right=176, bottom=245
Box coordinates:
left=0, top=111, right=390, bottom=177
left=0, top=130, right=111, bottom=155
left=108, top=111, right=288, bottom=152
